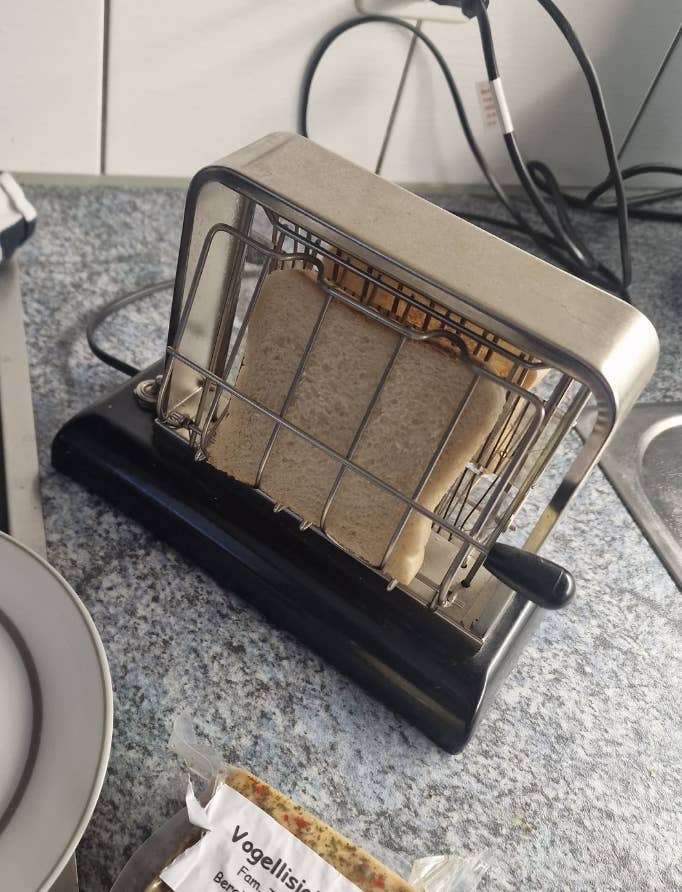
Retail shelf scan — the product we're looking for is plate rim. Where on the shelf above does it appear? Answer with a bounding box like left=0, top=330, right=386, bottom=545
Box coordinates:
left=0, top=531, right=114, bottom=891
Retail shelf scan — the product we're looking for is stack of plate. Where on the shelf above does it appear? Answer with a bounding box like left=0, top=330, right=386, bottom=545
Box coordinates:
left=0, top=533, right=112, bottom=890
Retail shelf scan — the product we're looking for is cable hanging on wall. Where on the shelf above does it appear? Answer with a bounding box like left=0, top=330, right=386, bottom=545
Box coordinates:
left=298, top=5, right=682, bottom=303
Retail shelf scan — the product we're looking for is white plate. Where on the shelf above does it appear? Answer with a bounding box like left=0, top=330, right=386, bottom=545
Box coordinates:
left=0, top=532, right=113, bottom=891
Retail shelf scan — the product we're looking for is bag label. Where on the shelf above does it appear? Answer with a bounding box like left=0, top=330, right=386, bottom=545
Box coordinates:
left=160, top=783, right=362, bottom=892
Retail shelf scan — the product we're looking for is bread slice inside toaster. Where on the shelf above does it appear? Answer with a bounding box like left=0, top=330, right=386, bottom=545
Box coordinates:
left=147, top=768, right=415, bottom=892
left=208, top=267, right=505, bottom=585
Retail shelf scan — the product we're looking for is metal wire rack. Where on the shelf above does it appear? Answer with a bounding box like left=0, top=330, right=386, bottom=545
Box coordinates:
left=156, top=206, right=590, bottom=630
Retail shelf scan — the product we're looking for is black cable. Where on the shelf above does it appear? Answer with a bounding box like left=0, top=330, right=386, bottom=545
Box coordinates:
left=474, top=0, right=632, bottom=288
left=298, top=15, right=626, bottom=294
left=584, top=163, right=682, bottom=205
left=473, top=2, right=599, bottom=274
left=85, top=14, right=681, bottom=378
left=621, top=187, right=682, bottom=210
left=462, top=208, right=626, bottom=297
left=299, top=16, right=518, bottom=224
left=86, top=279, right=174, bottom=376
left=529, top=160, right=682, bottom=222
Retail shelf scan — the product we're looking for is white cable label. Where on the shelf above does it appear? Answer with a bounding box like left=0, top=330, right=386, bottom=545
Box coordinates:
left=490, top=77, right=514, bottom=135
left=476, top=81, right=499, bottom=129
left=160, top=782, right=362, bottom=892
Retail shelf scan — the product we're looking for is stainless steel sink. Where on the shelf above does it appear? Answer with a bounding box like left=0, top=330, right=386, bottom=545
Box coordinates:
left=578, top=403, right=682, bottom=589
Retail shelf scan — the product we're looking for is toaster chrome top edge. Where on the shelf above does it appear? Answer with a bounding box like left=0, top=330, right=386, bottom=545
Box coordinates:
left=183, top=132, right=658, bottom=427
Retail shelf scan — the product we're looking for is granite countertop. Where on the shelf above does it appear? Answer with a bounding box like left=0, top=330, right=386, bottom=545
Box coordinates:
left=18, top=184, right=681, bottom=891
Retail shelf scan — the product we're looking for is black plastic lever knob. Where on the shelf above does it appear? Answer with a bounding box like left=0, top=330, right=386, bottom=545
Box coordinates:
left=484, top=543, right=575, bottom=610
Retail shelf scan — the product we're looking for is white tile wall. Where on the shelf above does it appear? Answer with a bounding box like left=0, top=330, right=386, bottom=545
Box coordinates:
left=0, top=1, right=103, bottom=174
left=1, top=1, right=679, bottom=181
left=619, top=26, right=682, bottom=188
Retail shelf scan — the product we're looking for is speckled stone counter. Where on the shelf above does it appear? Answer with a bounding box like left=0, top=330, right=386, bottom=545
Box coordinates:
left=18, top=184, right=681, bottom=891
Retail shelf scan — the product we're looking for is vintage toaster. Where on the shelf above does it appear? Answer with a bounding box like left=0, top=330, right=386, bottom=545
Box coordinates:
left=53, top=133, right=659, bottom=752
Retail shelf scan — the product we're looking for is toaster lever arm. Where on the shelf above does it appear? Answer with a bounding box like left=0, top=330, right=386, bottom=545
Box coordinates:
left=484, top=543, right=575, bottom=610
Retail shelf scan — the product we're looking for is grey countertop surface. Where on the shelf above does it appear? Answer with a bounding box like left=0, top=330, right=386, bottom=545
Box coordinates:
left=16, top=184, right=682, bottom=891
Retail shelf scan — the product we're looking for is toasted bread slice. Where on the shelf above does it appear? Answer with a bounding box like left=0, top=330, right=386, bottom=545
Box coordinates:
left=147, top=768, right=415, bottom=892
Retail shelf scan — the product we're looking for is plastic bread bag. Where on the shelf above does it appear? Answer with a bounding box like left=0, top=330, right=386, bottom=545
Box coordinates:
left=111, top=715, right=492, bottom=892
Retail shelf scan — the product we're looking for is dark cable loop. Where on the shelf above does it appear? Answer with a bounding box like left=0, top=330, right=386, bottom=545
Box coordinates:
left=85, top=15, right=682, bottom=378
left=525, top=161, right=600, bottom=271
left=584, top=163, right=682, bottom=205
left=299, top=15, right=519, bottom=222
left=86, top=279, right=174, bottom=376
left=528, top=162, right=682, bottom=221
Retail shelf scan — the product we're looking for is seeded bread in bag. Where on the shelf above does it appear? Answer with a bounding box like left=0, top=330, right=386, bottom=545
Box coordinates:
left=208, top=267, right=504, bottom=585
left=147, top=768, right=414, bottom=892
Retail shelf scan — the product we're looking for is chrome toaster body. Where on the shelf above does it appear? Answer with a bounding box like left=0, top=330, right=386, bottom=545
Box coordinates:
left=53, top=133, right=659, bottom=750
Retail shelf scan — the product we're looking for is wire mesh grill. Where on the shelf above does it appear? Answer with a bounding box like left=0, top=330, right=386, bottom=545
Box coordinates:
left=157, top=203, right=589, bottom=626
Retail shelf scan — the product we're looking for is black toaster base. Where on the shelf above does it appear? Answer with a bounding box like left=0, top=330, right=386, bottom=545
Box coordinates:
left=52, top=364, right=541, bottom=753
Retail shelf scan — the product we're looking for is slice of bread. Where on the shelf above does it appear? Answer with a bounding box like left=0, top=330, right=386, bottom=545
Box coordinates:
left=326, top=254, right=544, bottom=383
left=323, top=255, right=546, bottom=473
left=208, top=268, right=504, bottom=585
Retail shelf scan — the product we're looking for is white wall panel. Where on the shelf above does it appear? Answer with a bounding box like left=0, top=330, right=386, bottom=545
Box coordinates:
left=105, top=0, right=410, bottom=177
left=0, top=1, right=103, bottom=174
left=379, top=0, right=682, bottom=185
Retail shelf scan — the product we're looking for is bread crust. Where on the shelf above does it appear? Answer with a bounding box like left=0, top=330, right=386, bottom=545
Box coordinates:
left=324, top=254, right=543, bottom=387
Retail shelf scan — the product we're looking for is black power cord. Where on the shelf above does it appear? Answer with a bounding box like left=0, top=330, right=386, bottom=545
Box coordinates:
left=480, top=0, right=633, bottom=288
left=298, top=14, right=627, bottom=292
left=300, top=16, right=518, bottom=225
left=299, top=9, right=682, bottom=301
left=86, top=279, right=174, bottom=376
left=531, top=160, right=682, bottom=220
left=473, top=0, right=603, bottom=277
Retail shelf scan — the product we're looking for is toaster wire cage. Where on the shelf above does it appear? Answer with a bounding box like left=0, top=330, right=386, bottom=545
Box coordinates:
left=53, top=133, right=658, bottom=750
left=156, top=208, right=590, bottom=638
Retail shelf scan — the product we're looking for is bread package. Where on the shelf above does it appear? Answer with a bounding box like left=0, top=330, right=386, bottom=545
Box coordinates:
left=111, top=716, right=491, bottom=892
left=208, top=267, right=506, bottom=584
left=149, top=769, right=414, bottom=892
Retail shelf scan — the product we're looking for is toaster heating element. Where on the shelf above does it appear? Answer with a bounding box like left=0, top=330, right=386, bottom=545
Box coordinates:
left=53, top=133, right=658, bottom=751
